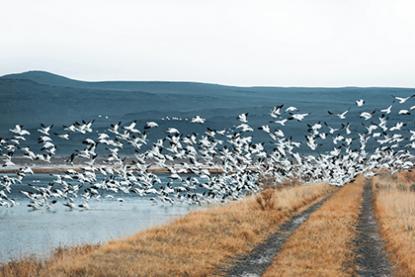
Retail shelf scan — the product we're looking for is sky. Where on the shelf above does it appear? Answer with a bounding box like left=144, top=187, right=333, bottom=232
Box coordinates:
left=1, top=0, right=415, bottom=87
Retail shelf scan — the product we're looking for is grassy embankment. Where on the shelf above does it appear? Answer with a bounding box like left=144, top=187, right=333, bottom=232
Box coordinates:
left=1, top=183, right=334, bottom=277
left=373, top=171, right=415, bottom=277
left=263, top=176, right=365, bottom=277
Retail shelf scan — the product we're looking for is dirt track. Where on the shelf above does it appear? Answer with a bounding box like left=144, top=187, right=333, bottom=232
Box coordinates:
left=354, top=178, right=392, bottom=277
left=223, top=194, right=333, bottom=277
left=224, top=178, right=394, bottom=277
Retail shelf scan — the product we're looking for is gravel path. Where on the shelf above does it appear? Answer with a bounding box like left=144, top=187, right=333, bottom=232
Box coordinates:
left=354, top=178, right=392, bottom=277
left=223, top=194, right=333, bottom=277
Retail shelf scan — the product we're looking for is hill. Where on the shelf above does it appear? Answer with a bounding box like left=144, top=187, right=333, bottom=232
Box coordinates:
left=1, top=70, right=245, bottom=94
left=1, top=71, right=414, bottom=153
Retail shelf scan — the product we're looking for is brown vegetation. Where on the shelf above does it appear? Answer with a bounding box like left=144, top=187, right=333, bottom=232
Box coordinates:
left=0, top=184, right=333, bottom=277
left=373, top=172, right=415, bottom=276
left=394, top=169, right=415, bottom=185
left=263, top=176, right=365, bottom=277
left=255, top=188, right=276, bottom=210
left=0, top=245, right=98, bottom=277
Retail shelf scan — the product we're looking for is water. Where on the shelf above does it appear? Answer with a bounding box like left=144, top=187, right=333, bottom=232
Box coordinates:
left=0, top=175, right=196, bottom=262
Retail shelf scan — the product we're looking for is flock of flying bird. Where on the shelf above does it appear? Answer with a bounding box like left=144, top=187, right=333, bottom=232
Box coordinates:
left=1, top=94, right=415, bottom=210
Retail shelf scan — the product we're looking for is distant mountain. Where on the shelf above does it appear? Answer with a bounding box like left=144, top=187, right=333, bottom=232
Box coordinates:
left=1, top=71, right=82, bottom=88
left=1, top=70, right=414, bottom=153
left=0, top=70, right=237, bottom=94
left=4, top=70, right=407, bottom=95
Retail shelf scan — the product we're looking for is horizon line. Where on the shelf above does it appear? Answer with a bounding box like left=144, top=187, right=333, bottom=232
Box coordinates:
left=1, top=69, right=415, bottom=90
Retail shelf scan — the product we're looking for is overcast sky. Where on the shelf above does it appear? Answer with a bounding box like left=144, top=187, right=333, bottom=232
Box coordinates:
left=1, top=0, right=414, bottom=87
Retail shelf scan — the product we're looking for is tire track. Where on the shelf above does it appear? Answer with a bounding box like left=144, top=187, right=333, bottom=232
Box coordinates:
left=354, top=178, right=392, bottom=277
left=222, top=194, right=333, bottom=277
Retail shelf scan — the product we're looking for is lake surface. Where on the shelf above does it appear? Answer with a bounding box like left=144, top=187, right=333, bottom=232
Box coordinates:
left=0, top=175, right=196, bottom=262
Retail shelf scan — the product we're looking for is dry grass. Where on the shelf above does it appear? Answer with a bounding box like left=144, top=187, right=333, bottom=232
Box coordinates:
left=256, top=188, right=276, bottom=210
left=373, top=172, right=415, bottom=277
left=394, top=170, right=415, bottom=185
left=263, top=176, right=366, bottom=277
left=0, top=184, right=333, bottom=277
left=0, top=245, right=98, bottom=277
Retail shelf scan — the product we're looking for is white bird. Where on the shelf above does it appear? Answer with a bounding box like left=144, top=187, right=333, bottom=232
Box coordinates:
left=290, top=113, right=309, bottom=121
left=381, top=105, right=392, bottom=114
left=273, top=129, right=285, bottom=138
left=145, top=121, right=159, bottom=129
left=394, top=95, right=413, bottom=104
left=10, top=125, right=30, bottom=136
left=191, top=115, right=206, bottom=124
left=166, top=128, right=180, bottom=135
left=124, top=121, right=140, bottom=133
left=286, top=106, right=298, bottom=112
left=355, top=99, right=365, bottom=107
left=238, top=113, right=248, bottom=123
left=274, top=119, right=288, bottom=126
left=270, top=105, right=283, bottom=118
left=390, top=122, right=405, bottom=131
left=258, top=125, right=271, bottom=133
left=360, top=111, right=374, bottom=120
left=56, top=133, right=69, bottom=140
left=237, top=123, right=253, bottom=132
left=399, top=109, right=411, bottom=115
left=42, top=141, right=55, bottom=149
left=329, top=110, right=348, bottom=120
left=38, top=124, right=53, bottom=135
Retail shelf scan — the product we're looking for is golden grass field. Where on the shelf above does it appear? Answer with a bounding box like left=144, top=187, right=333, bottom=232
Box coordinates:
left=263, top=176, right=365, bottom=277
left=0, top=183, right=333, bottom=277
left=374, top=171, right=415, bottom=277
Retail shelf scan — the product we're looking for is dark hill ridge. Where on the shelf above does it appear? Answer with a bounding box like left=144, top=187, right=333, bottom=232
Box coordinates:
left=1, top=71, right=240, bottom=94
left=2, top=70, right=413, bottom=95
left=1, top=71, right=413, bottom=128
left=1, top=70, right=414, bottom=154
left=1, top=71, right=79, bottom=88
